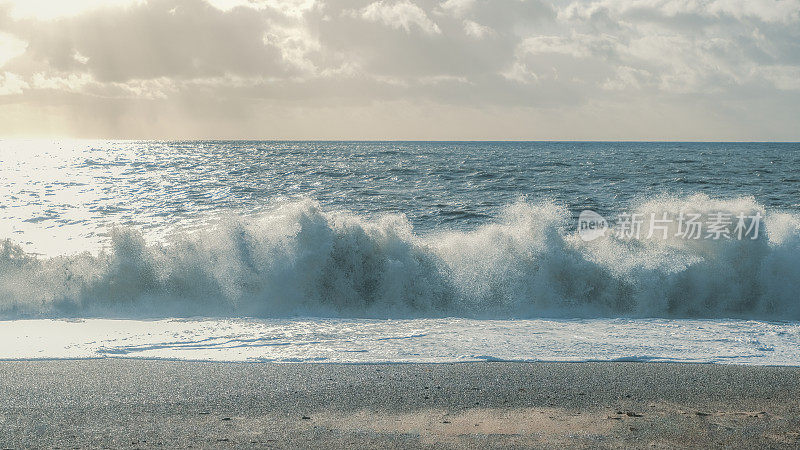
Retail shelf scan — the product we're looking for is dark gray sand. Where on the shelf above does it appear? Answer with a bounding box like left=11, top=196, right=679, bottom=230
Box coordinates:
left=1, top=360, right=799, bottom=448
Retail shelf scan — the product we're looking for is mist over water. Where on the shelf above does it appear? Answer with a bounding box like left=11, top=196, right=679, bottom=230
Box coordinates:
left=1, top=140, right=799, bottom=320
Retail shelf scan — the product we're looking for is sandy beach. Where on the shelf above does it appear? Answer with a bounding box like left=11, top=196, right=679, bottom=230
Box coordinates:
left=1, top=360, right=798, bottom=448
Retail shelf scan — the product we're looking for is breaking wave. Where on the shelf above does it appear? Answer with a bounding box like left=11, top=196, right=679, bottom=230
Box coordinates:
left=1, top=195, right=799, bottom=320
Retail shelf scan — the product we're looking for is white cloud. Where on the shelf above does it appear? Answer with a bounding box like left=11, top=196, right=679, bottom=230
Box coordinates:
left=517, top=34, right=610, bottom=58
left=0, top=32, right=26, bottom=67
left=754, top=65, right=800, bottom=91
left=359, top=1, right=441, bottom=34
left=73, top=51, right=89, bottom=65
left=602, top=65, right=651, bottom=90
left=0, top=0, right=145, bottom=20
left=462, top=19, right=493, bottom=38
left=439, top=0, right=475, bottom=17
left=561, top=0, right=800, bottom=24
left=205, top=0, right=316, bottom=16
left=31, top=72, right=94, bottom=91
left=0, top=71, right=27, bottom=94
left=501, top=61, right=539, bottom=83
left=706, top=0, right=800, bottom=23
left=263, top=24, right=320, bottom=74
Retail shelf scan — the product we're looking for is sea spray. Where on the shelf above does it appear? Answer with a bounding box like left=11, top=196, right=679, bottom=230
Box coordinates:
left=1, top=196, right=799, bottom=320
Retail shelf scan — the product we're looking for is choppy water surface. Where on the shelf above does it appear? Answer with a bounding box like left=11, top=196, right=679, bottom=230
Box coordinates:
left=3, top=140, right=799, bottom=254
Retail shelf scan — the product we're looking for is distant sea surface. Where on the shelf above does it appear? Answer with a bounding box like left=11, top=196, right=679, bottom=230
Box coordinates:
left=1, top=141, right=799, bottom=364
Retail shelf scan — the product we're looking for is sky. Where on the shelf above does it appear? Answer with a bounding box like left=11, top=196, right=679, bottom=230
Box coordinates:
left=0, top=0, right=798, bottom=140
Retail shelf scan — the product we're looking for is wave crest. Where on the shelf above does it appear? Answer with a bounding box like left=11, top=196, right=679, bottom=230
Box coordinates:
left=1, top=196, right=799, bottom=319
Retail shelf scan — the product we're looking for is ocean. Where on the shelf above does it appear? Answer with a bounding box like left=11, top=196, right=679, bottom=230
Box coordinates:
left=2, top=140, right=799, bottom=364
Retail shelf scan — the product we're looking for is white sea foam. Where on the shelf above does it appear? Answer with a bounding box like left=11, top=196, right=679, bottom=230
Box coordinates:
left=2, top=317, right=799, bottom=365
left=1, top=195, right=799, bottom=320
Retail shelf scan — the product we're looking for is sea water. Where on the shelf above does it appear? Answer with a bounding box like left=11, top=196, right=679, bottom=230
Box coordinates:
left=1, top=140, right=799, bottom=363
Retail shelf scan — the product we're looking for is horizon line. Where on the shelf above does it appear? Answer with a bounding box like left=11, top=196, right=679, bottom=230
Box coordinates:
left=1, top=138, right=799, bottom=144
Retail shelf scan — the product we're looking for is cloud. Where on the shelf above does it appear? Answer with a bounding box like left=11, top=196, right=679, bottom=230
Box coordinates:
left=439, top=0, right=474, bottom=16
left=516, top=34, right=618, bottom=59
left=754, top=65, right=800, bottom=91
left=0, top=0, right=796, bottom=139
left=560, top=0, right=800, bottom=25
left=0, top=31, right=26, bottom=66
left=0, top=70, right=27, bottom=94
left=5, top=0, right=297, bottom=83
left=359, top=0, right=441, bottom=34
left=462, top=19, right=493, bottom=38
left=0, top=0, right=144, bottom=20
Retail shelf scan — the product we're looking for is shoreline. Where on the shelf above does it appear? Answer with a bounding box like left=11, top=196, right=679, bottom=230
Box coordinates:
left=2, top=360, right=799, bottom=448
left=4, top=317, right=798, bottom=365
left=2, top=357, right=800, bottom=367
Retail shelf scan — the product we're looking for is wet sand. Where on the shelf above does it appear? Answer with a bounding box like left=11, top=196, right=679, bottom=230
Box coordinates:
left=1, top=360, right=799, bottom=448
